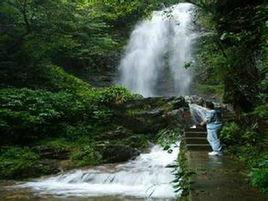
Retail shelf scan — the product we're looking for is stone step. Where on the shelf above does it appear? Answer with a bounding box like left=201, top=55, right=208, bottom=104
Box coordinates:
left=184, top=132, right=207, bottom=137
left=185, top=137, right=208, bottom=144
left=186, top=144, right=212, bottom=151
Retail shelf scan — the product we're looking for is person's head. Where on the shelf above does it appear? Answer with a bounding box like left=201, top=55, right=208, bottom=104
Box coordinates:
left=205, top=101, right=214, bottom=110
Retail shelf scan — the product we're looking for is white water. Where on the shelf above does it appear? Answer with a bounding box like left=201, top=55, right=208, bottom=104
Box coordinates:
left=118, top=3, right=197, bottom=97
left=18, top=143, right=180, bottom=200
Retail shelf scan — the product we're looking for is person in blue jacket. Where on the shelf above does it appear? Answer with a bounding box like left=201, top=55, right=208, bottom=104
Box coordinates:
left=200, top=101, right=223, bottom=156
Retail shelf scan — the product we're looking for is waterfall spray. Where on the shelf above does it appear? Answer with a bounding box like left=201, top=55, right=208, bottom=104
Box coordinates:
left=118, top=3, right=197, bottom=97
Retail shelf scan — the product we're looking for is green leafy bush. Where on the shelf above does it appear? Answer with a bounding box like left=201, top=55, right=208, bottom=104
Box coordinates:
left=97, top=86, right=135, bottom=104
left=253, top=104, right=268, bottom=119
left=250, top=159, right=268, bottom=194
left=157, top=128, right=181, bottom=150
left=0, top=88, right=89, bottom=144
left=71, top=145, right=102, bottom=166
left=0, top=147, right=40, bottom=179
left=220, top=122, right=258, bottom=145
left=38, top=138, right=73, bottom=152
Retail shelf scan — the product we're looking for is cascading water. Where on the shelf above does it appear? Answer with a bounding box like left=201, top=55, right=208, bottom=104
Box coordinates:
left=118, top=3, right=197, bottom=97
left=16, top=143, right=180, bottom=200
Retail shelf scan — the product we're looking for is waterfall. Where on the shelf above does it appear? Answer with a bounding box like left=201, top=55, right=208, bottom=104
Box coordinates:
left=118, top=3, right=197, bottom=97
left=18, top=143, right=180, bottom=200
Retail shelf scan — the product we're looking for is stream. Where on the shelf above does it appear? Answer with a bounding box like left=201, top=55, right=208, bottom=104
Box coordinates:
left=0, top=143, right=180, bottom=201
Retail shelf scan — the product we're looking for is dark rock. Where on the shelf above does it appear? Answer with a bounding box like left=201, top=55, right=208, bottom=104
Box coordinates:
left=102, top=144, right=140, bottom=163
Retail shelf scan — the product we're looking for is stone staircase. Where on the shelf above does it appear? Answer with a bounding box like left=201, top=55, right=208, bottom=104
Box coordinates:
left=183, top=111, right=235, bottom=151
left=184, top=127, right=211, bottom=151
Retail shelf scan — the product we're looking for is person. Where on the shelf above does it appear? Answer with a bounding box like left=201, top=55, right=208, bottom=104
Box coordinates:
left=200, top=101, right=223, bottom=156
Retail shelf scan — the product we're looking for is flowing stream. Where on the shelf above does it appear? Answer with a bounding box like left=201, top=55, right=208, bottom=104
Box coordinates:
left=118, top=3, right=197, bottom=97
left=1, top=143, right=180, bottom=201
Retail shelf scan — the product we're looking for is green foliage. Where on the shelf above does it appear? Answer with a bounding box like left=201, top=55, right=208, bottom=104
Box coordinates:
left=157, top=128, right=182, bottom=150
left=172, top=143, right=195, bottom=197
left=0, top=147, right=40, bottom=179
left=195, top=84, right=224, bottom=97
left=71, top=145, right=102, bottom=166
left=64, top=124, right=103, bottom=142
left=0, top=0, right=179, bottom=88
left=253, top=104, right=268, bottom=119
left=90, top=0, right=178, bottom=28
left=97, top=86, right=135, bottom=104
left=188, top=0, right=268, bottom=112
left=220, top=121, right=268, bottom=195
left=0, top=0, right=117, bottom=76
left=0, top=85, right=133, bottom=145
left=250, top=158, right=268, bottom=194
left=220, top=122, right=258, bottom=145
left=219, top=122, right=241, bottom=145
left=0, top=88, right=88, bottom=144
left=38, top=138, right=73, bottom=152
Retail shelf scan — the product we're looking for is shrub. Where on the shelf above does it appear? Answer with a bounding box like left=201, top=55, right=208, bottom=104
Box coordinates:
left=97, top=85, right=135, bottom=104
left=0, top=88, right=89, bottom=144
left=253, top=104, right=268, bottom=119
left=220, top=122, right=258, bottom=145
left=220, top=122, right=241, bottom=145
left=250, top=159, right=268, bottom=194
left=157, top=128, right=182, bottom=150
left=71, top=145, right=102, bottom=166
left=0, top=147, right=40, bottom=179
